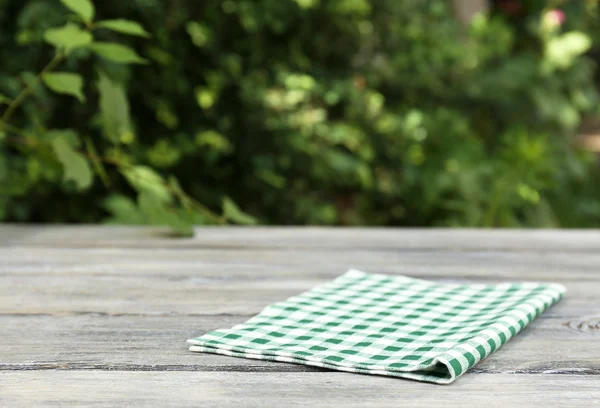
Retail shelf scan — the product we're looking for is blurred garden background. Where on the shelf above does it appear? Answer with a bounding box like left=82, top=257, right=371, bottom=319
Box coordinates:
left=2, top=0, right=600, bottom=234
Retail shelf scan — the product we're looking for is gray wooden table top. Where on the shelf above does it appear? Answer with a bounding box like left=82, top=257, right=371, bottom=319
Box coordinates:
left=1, top=226, right=599, bottom=407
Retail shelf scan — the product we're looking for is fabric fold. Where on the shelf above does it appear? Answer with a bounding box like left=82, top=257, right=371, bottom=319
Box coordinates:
left=188, top=270, right=565, bottom=384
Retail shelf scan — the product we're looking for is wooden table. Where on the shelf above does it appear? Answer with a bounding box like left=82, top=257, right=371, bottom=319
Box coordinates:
left=1, top=226, right=599, bottom=406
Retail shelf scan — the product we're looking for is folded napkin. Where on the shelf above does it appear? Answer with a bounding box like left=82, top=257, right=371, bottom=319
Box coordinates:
left=188, top=270, right=565, bottom=384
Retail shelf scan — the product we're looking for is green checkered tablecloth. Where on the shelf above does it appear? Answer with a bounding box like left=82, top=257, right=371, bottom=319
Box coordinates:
left=188, top=270, right=565, bottom=384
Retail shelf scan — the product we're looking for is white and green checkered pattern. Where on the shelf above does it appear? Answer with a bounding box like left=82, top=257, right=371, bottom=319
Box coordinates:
left=188, top=270, right=565, bottom=384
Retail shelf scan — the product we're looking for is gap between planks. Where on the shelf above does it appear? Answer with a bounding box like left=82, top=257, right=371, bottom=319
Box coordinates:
left=1, top=363, right=598, bottom=375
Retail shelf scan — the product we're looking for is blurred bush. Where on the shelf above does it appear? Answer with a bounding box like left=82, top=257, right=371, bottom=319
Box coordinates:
left=2, top=0, right=600, bottom=230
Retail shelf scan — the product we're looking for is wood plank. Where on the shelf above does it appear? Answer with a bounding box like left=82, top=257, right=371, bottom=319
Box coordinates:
left=2, top=247, right=600, bottom=281
left=2, top=225, right=600, bottom=251
left=1, top=268, right=597, bottom=314
left=1, top=226, right=598, bottom=404
left=1, top=314, right=598, bottom=374
left=1, top=372, right=599, bottom=407
left=3, top=244, right=599, bottom=315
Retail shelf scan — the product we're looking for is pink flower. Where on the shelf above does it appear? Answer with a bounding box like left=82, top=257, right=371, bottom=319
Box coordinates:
left=545, top=9, right=566, bottom=27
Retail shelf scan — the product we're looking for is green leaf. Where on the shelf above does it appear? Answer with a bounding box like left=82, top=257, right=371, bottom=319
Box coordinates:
left=195, top=130, right=232, bottom=153
left=195, top=87, right=216, bottom=109
left=138, top=191, right=173, bottom=223
left=103, top=194, right=145, bottom=224
left=137, top=192, right=194, bottom=236
left=48, top=129, right=79, bottom=147
left=121, top=165, right=171, bottom=204
left=61, top=0, right=95, bottom=24
left=50, top=131, right=93, bottom=190
left=96, top=19, right=150, bottom=37
left=90, top=42, right=148, bottom=65
left=186, top=22, right=212, bottom=48
left=546, top=31, right=592, bottom=69
left=42, top=72, right=85, bottom=102
left=104, top=192, right=194, bottom=236
left=0, top=93, right=11, bottom=105
left=44, top=23, right=93, bottom=54
left=97, top=71, right=131, bottom=143
left=222, top=197, right=257, bottom=225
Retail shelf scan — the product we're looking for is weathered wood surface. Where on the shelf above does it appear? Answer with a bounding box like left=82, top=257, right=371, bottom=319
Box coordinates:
left=2, top=225, right=600, bottom=250
left=1, top=226, right=599, bottom=406
left=2, top=373, right=599, bottom=408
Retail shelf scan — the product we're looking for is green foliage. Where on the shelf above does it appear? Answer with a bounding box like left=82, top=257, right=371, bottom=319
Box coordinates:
left=546, top=31, right=592, bottom=69
left=2, top=0, right=600, bottom=230
left=90, top=42, right=147, bottom=64
left=50, top=130, right=93, bottom=189
left=122, top=165, right=171, bottom=204
left=96, top=19, right=151, bottom=38
left=60, top=0, right=94, bottom=24
left=97, top=72, right=131, bottom=143
left=42, top=72, right=85, bottom=102
left=222, top=197, right=257, bottom=225
left=43, top=23, right=92, bottom=54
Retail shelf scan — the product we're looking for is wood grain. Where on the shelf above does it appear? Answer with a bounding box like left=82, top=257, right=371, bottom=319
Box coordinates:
left=1, top=275, right=598, bottom=315
left=2, top=225, right=600, bottom=251
left=2, top=247, right=600, bottom=281
left=1, top=314, right=598, bottom=374
left=1, top=226, right=599, bottom=406
left=1, top=372, right=599, bottom=407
